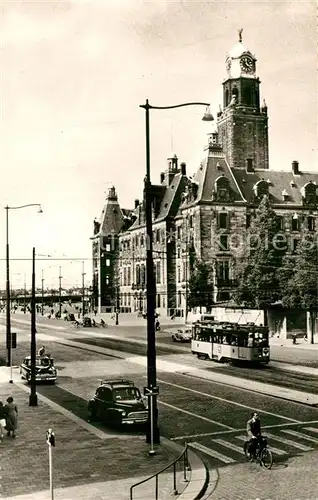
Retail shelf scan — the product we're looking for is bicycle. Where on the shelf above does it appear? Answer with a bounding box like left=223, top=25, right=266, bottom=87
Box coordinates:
left=244, top=436, right=273, bottom=469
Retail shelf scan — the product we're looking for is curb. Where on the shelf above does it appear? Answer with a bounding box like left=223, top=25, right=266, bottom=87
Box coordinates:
left=177, top=447, right=208, bottom=500
left=181, top=370, right=318, bottom=408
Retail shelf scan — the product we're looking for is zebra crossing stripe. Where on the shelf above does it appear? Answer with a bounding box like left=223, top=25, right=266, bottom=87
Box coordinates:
left=282, top=429, right=318, bottom=444
left=212, top=438, right=244, bottom=454
left=265, top=432, right=313, bottom=452
left=189, top=442, right=236, bottom=464
left=235, top=435, right=287, bottom=456
left=304, top=427, right=318, bottom=434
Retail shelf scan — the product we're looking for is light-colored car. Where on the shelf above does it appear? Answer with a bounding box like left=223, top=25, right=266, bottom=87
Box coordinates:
left=171, top=329, right=192, bottom=343
left=20, top=355, right=57, bottom=384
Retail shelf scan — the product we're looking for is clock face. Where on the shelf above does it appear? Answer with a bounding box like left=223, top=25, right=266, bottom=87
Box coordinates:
left=240, top=56, right=254, bottom=73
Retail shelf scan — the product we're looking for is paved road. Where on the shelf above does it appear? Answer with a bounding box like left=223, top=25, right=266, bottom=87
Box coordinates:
left=3, top=318, right=318, bottom=478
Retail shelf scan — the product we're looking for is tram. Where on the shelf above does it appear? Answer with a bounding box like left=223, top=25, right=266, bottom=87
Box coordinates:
left=191, top=320, right=270, bottom=364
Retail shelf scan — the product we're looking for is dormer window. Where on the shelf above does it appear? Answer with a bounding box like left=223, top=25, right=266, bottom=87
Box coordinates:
left=281, top=189, right=289, bottom=201
left=214, top=176, right=231, bottom=202
left=301, top=182, right=317, bottom=207
left=253, top=180, right=269, bottom=199
left=290, top=180, right=296, bottom=187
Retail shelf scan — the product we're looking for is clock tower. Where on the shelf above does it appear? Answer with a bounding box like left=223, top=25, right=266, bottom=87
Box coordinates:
left=217, top=29, right=269, bottom=171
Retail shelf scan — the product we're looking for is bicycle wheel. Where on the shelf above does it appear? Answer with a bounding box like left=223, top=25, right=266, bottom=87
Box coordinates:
left=260, top=448, right=273, bottom=469
left=244, top=441, right=253, bottom=462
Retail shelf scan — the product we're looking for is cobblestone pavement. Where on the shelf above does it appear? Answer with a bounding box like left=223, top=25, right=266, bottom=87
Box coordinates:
left=209, top=448, right=318, bottom=500
left=0, top=383, right=184, bottom=499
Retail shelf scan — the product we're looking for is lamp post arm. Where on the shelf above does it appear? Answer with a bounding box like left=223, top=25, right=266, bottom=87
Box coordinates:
left=140, top=101, right=210, bottom=111
left=5, top=203, right=42, bottom=210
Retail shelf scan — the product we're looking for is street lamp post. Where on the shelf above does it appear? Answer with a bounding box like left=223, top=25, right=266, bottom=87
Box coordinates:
left=58, top=267, right=62, bottom=318
left=82, top=261, right=86, bottom=317
left=29, top=247, right=38, bottom=407
left=5, top=203, right=42, bottom=384
left=139, top=99, right=213, bottom=450
left=41, top=270, right=44, bottom=316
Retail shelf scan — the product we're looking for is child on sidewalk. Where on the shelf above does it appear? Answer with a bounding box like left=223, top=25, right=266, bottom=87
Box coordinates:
left=0, top=401, right=6, bottom=440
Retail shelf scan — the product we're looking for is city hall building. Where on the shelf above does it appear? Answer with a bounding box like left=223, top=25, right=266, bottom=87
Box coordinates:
left=91, top=34, right=318, bottom=316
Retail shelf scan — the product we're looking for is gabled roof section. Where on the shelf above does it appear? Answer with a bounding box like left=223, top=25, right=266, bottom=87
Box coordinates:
left=193, top=156, right=245, bottom=204
left=231, top=169, right=318, bottom=205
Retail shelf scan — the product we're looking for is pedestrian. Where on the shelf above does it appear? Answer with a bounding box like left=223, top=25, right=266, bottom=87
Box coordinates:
left=4, top=397, right=18, bottom=438
left=94, top=309, right=97, bottom=316
left=0, top=402, right=6, bottom=441
left=38, top=345, right=45, bottom=356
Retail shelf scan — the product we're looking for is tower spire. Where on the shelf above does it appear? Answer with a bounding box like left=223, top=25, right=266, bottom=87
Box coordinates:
left=238, top=28, right=243, bottom=43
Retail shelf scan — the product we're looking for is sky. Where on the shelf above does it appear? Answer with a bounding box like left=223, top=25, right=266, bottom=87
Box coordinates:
left=0, top=0, right=317, bottom=290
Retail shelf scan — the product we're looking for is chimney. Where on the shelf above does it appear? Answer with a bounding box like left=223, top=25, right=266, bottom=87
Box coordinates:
left=246, top=158, right=254, bottom=173
left=134, top=199, right=139, bottom=208
left=292, top=161, right=300, bottom=175
left=180, top=162, right=186, bottom=176
left=160, top=172, right=165, bottom=183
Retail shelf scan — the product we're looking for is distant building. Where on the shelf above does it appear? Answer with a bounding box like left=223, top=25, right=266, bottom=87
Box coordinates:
left=92, top=33, right=318, bottom=315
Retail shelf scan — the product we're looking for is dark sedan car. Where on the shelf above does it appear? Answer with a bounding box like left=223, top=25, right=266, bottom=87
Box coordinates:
left=88, top=379, right=148, bottom=427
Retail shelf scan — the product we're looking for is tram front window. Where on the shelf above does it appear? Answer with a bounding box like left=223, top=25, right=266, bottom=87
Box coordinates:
left=254, top=331, right=269, bottom=347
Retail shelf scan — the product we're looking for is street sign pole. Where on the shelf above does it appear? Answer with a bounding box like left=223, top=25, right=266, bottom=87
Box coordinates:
left=144, top=385, right=159, bottom=455
left=46, top=429, right=55, bottom=500
left=149, top=393, right=155, bottom=456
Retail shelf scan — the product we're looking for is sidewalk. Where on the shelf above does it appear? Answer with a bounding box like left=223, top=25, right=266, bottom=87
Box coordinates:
left=0, top=369, right=205, bottom=500
left=208, top=448, right=318, bottom=500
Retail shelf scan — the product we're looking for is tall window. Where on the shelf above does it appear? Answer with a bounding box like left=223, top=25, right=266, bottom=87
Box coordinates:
left=127, top=267, right=131, bottom=286
left=177, top=266, right=181, bottom=283
left=218, top=212, right=228, bottom=229
left=219, top=235, right=229, bottom=251
left=123, top=268, right=127, bottom=286
left=136, top=265, right=140, bottom=285
left=156, top=261, right=161, bottom=284
left=308, top=216, right=315, bottom=232
left=141, top=264, right=146, bottom=285
left=217, top=261, right=230, bottom=281
left=292, top=216, right=300, bottom=231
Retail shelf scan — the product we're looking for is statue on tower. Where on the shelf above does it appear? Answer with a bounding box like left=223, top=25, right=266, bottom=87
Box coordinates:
left=238, top=28, right=243, bottom=43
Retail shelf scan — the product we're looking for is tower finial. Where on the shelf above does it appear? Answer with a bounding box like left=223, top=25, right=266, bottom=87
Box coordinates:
left=238, top=28, right=243, bottom=43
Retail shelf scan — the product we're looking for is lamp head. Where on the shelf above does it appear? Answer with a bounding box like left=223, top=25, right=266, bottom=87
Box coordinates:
left=38, top=205, right=43, bottom=214
left=202, top=105, right=214, bottom=122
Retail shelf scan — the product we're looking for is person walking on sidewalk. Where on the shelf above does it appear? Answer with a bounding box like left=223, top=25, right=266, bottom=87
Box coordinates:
left=5, top=397, right=18, bottom=438
left=0, top=401, right=6, bottom=440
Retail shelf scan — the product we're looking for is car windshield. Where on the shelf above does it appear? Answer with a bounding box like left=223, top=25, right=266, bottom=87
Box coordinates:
left=114, top=387, right=140, bottom=401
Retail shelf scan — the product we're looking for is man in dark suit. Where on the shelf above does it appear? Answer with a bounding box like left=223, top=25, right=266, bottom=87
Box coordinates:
left=246, top=411, right=262, bottom=458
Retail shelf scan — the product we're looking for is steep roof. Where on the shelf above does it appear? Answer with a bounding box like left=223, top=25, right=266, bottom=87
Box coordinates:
left=195, top=155, right=244, bottom=203
left=231, top=169, right=318, bottom=205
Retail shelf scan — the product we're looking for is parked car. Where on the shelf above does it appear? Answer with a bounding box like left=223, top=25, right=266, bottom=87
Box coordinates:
left=171, top=329, right=192, bottom=343
left=20, top=355, right=57, bottom=384
left=64, top=313, right=75, bottom=321
left=88, top=379, right=148, bottom=427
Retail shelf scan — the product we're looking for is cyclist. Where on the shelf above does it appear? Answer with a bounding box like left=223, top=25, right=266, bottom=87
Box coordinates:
left=246, top=411, right=262, bottom=459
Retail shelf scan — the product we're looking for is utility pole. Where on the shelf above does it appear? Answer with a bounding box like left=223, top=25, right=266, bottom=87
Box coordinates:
left=41, top=270, right=44, bottom=316
left=24, top=273, right=26, bottom=313
left=82, top=261, right=85, bottom=317
left=29, top=247, right=38, bottom=406
left=58, top=267, right=62, bottom=318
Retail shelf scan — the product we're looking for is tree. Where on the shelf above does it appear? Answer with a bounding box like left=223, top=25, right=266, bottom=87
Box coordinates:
left=279, top=233, right=318, bottom=343
left=233, top=195, right=287, bottom=321
left=188, top=258, right=213, bottom=310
